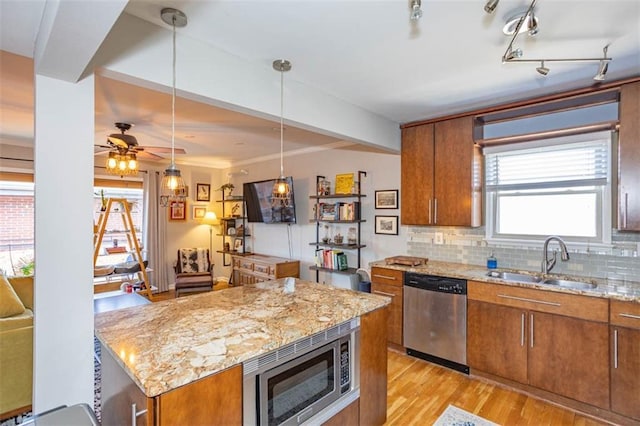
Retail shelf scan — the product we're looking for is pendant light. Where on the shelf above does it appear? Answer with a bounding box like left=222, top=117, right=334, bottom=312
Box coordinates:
left=160, top=8, right=187, bottom=202
left=271, top=59, right=292, bottom=208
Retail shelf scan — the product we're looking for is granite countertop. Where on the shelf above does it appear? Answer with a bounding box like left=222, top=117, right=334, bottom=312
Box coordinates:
left=94, top=278, right=390, bottom=397
left=370, top=259, right=640, bottom=302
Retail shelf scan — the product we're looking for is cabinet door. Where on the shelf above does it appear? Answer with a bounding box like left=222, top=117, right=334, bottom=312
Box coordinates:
left=157, top=365, right=242, bottom=425
left=467, top=300, right=528, bottom=383
left=528, top=311, right=609, bottom=409
left=611, top=326, right=640, bottom=420
left=433, top=116, right=480, bottom=227
left=360, top=307, right=388, bottom=426
left=401, top=124, right=434, bottom=225
left=371, top=281, right=403, bottom=346
left=618, top=81, right=640, bottom=230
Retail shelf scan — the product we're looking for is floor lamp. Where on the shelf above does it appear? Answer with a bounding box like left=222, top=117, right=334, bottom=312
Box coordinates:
left=203, top=211, right=218, bottom=259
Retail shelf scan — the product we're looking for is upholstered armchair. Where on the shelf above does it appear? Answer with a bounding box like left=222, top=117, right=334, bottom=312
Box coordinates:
left=174, top=248, right=214, bottom=297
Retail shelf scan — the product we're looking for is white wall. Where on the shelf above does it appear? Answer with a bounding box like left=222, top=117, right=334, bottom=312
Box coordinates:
left=161, top=165, right=227, bottom=283
left=223, top=146, right=405, bottom=289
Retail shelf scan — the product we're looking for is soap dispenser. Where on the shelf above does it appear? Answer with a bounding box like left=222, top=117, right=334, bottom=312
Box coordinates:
left=487, top=252, right=498, bottom=269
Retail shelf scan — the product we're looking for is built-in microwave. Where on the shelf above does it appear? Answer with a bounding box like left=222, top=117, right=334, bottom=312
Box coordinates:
left=243, top=318, right=360, bottom=426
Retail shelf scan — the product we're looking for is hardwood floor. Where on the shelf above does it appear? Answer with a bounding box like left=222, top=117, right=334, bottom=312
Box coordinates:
left=386, top=349, right=610, bottom=426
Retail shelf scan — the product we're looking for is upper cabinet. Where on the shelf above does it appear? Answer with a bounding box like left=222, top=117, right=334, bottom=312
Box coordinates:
left=618, top=81, right=640, bottom=231
left=401, top=116, right=482, bottom=226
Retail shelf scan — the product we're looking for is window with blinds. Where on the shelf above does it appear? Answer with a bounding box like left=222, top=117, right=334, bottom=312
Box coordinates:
left=484, top=131, right=612, bottom=244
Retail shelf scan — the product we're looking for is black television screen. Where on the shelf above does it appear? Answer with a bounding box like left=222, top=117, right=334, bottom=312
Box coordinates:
left=243, top=177, right=296, bottom=223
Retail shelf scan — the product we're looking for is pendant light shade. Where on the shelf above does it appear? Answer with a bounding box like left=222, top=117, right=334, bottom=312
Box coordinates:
left=272, top=59, right=292, bottom=208
left=160, top=8, right=187, bottom=203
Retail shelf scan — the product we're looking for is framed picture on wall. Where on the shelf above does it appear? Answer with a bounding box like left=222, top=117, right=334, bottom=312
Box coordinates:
left=375, top=215, right=398, bottom=235
left=375, top=190, right=398, bottom=209
left=196, top=183, right=211, bottom=201
left=169, top=200, right=187, bottom=221
left=192, top=205, right=207, bottom=220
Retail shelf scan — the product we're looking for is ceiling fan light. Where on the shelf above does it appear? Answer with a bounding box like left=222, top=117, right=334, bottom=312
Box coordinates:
left=106, top=152, right=118, bottom=170
left=128, top=154, right=138, bottom=171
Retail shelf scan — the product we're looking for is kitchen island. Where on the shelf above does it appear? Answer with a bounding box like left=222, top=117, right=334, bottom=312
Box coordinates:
left=95, top=278, right=390, bottom=425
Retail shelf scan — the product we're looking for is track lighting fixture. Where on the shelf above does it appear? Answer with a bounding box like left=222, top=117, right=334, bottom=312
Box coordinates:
left=536, top=61, right=549, bottom=76
left=484, top=0, right=499, bottom=14
left=410, top=0, right=423, bottom=21
left=593, top=46, right=609, bottom=81
left=500, top=0, right=612, bottom=80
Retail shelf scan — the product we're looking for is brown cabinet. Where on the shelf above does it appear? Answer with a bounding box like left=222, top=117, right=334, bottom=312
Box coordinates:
left=610, top=300, right=640, bottom=420
left=401, top=116, right=482, bottom=226
left=231, top=253, right=299, bottom=285
left=101, top=343, right=241, bottom=426
left=467, top=281, right=610, bottom=409
left=618, top=81, right=640, bottom=231
left=467, top=300, right=528, bottom=383
left=370, top=266, right=403, bottom=347
left=359, top=306, right=389, bottom=426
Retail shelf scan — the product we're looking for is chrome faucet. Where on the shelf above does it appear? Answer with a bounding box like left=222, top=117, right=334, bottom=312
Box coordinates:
left=542, top=236, right=570, bottom=274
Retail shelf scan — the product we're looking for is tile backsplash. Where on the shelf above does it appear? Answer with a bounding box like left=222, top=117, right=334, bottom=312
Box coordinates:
left=407, top=227, right=640, bottom=283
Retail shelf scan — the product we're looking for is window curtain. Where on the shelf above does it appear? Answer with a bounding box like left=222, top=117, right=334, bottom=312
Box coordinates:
left=143, top=171, right=169, bottom=293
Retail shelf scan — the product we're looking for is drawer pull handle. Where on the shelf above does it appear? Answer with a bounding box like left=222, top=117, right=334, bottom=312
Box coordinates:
left=372, top=290, right=395, bottom=298
left=530, top=313, right=534, bottom=348
left=372, top=274, right=397, bottom=280
left=520, top=313, right=525, bottom=347
left=613, top=328, right=619, bottom=369
left=619, top=313, right=640, bottom=320
left=497, top=294, right=561, bottom=307
left=131, top=403, right=147, bottom=425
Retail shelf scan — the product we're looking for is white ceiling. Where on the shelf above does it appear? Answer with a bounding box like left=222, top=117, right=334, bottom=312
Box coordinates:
left=1, top=0, right=639, bottom=169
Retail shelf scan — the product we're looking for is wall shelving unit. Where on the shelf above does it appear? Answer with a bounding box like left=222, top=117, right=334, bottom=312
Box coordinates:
left=309, top=171, right=366, bottom=282
left=215, top=190, right=251, bottom=267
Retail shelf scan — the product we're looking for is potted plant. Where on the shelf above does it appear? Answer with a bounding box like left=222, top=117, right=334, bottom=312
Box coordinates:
left=218, top=183, right=235, bottom=197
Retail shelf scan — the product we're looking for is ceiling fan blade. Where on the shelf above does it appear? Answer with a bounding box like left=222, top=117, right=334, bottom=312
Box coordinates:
left=107, top=136, right=129, bottom=149
left=137, top=151, right=164, bottom=160
left=140, top=146, right=187, bottom=154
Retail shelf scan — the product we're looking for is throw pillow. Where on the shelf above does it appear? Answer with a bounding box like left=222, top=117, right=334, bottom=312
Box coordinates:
left=0, top=275, right=26, bottom=318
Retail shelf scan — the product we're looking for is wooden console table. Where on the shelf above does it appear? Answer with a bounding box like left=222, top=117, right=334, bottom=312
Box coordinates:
left=231, top=253, right=299, bottom=285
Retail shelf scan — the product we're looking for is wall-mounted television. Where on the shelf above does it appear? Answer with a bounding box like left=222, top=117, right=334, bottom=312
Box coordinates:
left=243, top=177, right=296, bottom=224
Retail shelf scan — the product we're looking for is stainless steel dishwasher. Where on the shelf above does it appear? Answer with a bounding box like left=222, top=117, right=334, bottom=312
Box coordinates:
left=403, top=272, right=468, bottom=373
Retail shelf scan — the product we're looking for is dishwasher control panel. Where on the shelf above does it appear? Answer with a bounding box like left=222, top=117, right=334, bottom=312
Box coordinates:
left=404, top=272, right=467, bottom=295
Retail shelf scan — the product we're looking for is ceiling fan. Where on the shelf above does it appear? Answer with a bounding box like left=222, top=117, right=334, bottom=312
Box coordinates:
left=95, top=122, right=186, bottom=161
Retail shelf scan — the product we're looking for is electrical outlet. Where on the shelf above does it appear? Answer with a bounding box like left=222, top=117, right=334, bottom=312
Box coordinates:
left=434, top=232, right=444, bottom=245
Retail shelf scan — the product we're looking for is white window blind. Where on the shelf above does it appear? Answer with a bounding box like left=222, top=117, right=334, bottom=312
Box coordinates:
left=485, top=140, right=609, bottom=192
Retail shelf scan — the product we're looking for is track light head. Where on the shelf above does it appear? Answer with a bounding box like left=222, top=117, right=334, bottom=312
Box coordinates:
left=503, top=47, right=523, bottom=62
left=410, top=0, right=423, bottom=20
left=593, top=61, right=608, bottom=81
left=484, top=0, right=499, bottom=14
left=536, top=61, right=549, bottom=76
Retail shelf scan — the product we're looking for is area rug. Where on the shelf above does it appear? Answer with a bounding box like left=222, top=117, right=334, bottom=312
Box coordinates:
left=433, top=405, right=499, bottom=426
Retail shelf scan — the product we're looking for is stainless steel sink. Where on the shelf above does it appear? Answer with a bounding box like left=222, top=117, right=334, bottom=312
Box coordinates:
left=541, top=279, right=597, bottom=290
left=486, top=271, right=542, bottom=283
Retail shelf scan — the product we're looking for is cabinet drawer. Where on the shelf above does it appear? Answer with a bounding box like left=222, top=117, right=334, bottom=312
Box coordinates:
left=239, top=260, right=254, bottom=271
left=611, top=300, right=640, bottom=329
left=371, top=267, right=403, bottom=287
left=468, top=280, right=608, bottom=323
left=253, top=262, right=269, bottom=275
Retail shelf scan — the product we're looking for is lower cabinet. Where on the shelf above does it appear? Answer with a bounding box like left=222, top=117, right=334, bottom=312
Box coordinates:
left=370, top=266, right=403, bottom=346
left=467, top=281, right=610, bottom=410
left=610, top=300, right=640, bottom=421
left=467, top=301, right=527, bottom=384
left=101, top=343, right=242, bottom=426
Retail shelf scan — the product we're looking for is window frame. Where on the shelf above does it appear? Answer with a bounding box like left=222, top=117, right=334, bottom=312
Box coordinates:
left=484, top=131, right=613, bottom=249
